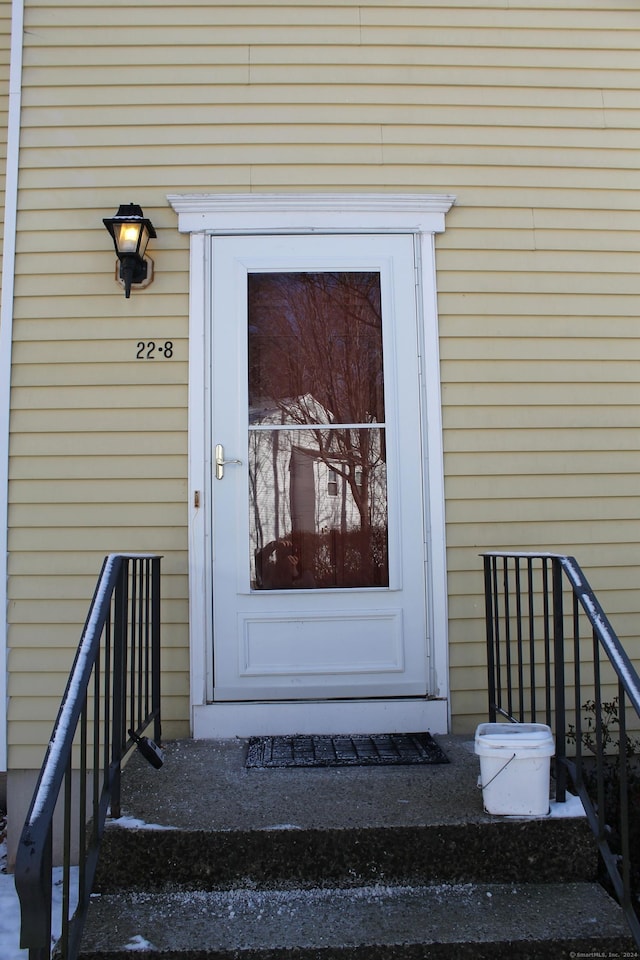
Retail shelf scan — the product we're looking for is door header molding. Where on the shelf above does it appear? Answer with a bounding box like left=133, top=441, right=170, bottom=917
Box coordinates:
left=167, top=192, right=456, bottom=236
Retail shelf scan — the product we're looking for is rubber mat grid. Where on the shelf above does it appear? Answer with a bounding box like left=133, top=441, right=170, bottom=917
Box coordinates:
left=245, top=732, right=449, bottom=768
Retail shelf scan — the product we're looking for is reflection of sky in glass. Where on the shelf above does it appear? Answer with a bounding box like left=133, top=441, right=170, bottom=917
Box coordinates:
left=247, top=273, right=388, bottom=591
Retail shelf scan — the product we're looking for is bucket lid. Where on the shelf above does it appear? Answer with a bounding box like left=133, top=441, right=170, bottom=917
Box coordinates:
left=474, top=722, right=555, bottom=755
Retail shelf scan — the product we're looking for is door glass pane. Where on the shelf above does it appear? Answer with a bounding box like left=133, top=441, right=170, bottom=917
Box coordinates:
left=248, top=272, right=388, bottom=590
left=248, top=272, right=385, bottom=425
left=249, top=428, right=388, bottom=589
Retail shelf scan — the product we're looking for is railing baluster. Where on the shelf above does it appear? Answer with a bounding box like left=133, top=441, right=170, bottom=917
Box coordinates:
left=618, top=683, right=631, bottom=915
left=79, top=701, right=88, bottom=920
left=572, top=591, right=584, bottom=790
left=502, top=557, right=514, bottom=719
left=129, top=558, right=137, bottom=742
left=541, top=557, right=552, bottom=726
left=144, top=558, right=151, bottom=719
left=137, top=559, right=145, bottom=730
left=514, top=557, right=525, bottom=721
left=591, top=630, right=606, bottom=844
left=527, top=558, right=536, bottom=721
left=93, top=644, right=101, bottom=855
left=103, top=604, right=112, bottom=786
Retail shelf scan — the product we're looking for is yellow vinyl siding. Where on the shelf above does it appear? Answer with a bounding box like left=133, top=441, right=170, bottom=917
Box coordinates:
left=7, top=0, right=640, bottom=760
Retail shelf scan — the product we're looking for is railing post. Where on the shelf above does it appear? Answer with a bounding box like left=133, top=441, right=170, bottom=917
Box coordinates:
left=551, top=558, right=567, bottom=803
left=483, top=555, right=497, bottom=722
left=19, top=821, right=52, bottom=960
left=110, top=557, right=128, bottom=820
left=151, top=556, right=162, bottom=744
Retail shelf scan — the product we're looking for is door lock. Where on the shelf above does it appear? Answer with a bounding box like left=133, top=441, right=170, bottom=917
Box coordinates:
left=215, top=443, right=242, bottom=480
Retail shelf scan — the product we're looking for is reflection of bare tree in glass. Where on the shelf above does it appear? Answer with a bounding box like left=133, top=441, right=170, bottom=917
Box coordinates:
left=249, top=272, right=385, bottom=538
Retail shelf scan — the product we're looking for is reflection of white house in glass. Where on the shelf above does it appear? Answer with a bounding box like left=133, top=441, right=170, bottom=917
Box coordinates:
left=249, top=395, right=388, bottom=590
left=247, top=270, right=389, bottom=591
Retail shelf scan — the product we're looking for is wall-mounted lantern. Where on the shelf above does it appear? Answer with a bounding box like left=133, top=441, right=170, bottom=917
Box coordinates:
left=103, top=203, right=156, bottom=298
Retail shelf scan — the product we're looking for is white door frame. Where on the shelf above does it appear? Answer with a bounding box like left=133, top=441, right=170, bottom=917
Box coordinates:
left=168, top=193, right=455, bottom=737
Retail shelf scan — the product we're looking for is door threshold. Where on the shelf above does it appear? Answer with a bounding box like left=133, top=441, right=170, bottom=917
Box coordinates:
left=192, top=698, right=448, bottom=739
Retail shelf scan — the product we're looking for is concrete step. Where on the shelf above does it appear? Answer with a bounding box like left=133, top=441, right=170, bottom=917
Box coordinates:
left=93, top=817, right=598, bottom=892
left=81, top=881, right=634, bottom=959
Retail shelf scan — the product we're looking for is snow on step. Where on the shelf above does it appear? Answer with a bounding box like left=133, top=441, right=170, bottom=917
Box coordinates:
left=81, top=881, right=632, bottom=956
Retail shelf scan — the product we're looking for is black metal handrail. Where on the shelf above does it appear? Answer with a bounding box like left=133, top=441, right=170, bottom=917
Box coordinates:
left=14, top=554, right=162, bottom=960
left=483, top=551, right=640, bottom=945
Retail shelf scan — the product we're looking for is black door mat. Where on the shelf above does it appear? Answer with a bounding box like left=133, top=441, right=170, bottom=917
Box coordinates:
left=246, top=732, right=449, bottom=768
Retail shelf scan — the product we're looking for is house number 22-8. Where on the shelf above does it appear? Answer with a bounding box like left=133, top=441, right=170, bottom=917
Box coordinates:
left=136, top=341, right=174, bottom=359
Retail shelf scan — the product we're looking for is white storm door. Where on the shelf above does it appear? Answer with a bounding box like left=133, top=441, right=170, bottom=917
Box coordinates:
left=210, top=233, right=428, bottom=701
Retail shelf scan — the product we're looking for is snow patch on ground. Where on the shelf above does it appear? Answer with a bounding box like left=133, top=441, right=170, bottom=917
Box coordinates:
left=256, top=823, right=302, bottom=831
left=495, top=792, right=587, bottom=820
left=549, top=793, right=587, bottom=818
left=123, top=934, right=157, bottom=951
left=0, top=871, right=26, bottom=960
left=109, top=814, right=178, bottom=831
left=1, top=831, right=77, bottom=960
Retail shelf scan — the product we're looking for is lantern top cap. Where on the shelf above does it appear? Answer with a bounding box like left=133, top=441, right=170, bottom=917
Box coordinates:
left=103, top=203, right=157, bottom=238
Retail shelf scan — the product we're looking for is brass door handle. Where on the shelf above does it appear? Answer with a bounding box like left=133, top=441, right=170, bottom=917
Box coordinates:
left=215, top=443, right=242, bottom=480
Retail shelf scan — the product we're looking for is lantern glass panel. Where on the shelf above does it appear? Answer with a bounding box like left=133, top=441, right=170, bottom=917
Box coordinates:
left=115, top=221, right=149, bottom=256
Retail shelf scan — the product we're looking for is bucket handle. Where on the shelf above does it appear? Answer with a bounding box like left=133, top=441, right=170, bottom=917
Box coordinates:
left=478, top=752, right=517, bottom=791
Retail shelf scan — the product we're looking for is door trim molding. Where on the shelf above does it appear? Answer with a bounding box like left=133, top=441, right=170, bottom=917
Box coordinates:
left=168, top=193, right=455, bottom=735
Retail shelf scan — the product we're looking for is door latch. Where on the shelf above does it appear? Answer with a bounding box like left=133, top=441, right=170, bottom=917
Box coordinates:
left=215, top=443, right=242, bottom=480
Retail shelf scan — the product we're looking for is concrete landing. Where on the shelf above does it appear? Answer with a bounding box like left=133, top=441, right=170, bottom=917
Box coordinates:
left=113, top=735, right=521, bottom=831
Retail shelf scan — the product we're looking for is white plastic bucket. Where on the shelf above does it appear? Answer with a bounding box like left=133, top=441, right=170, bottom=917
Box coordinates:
left=475, top=722, right=555, bottom=816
